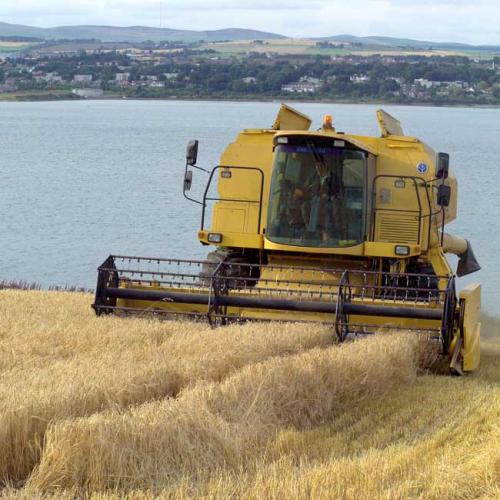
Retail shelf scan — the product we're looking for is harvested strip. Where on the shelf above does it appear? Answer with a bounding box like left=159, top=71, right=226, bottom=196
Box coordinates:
left=28, top=333, right=419, bottom=492
left=167, top=349, right=500, bottom=499
left=0, top=291, right=332, bottom=484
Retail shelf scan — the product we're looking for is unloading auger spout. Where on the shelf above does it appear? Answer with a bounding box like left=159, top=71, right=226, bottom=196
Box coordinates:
left=93, top=105, right=482, bottom=375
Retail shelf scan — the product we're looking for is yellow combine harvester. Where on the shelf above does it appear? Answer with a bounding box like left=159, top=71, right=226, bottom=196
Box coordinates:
left=93, top=105, right=481, bottom=374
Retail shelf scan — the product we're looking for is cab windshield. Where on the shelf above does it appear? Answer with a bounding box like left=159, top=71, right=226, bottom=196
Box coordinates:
left=267, top=142, right=366, bottom=248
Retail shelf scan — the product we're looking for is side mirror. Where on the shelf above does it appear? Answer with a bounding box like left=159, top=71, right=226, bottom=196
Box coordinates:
left=437, top=184, right=451, bottom=207
left=184, top=170, right=193, bottom=191
left=186, top=140, right=199, bottom=166
left=436, top=152, right=449, bottom=179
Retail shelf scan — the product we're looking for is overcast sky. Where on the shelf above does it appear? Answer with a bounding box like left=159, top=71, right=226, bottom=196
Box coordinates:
left=1, top=0, right=499, bottom=45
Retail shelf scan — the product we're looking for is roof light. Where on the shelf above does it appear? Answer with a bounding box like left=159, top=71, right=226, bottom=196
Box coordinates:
left=323, top=114, right=333, bottom=129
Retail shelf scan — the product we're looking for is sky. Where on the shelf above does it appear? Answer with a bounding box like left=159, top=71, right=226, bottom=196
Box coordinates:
left=1, top=0, right=499, bottom=45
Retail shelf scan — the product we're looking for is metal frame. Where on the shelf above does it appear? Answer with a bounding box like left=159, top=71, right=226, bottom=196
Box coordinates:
left=440, top=277, right=456, bottom=355
left=335, top=271, right=351, bottom=341
left=93, top=255, right=454, bottom=347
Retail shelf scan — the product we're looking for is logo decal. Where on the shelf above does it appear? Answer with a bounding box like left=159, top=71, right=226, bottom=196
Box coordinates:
left=417, top=162, right=428, bottom=174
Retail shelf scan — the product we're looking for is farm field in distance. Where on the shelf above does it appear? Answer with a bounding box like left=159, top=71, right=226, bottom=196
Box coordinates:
left=0, top=289, right=498, bottom=498
left=0, top=34, right=495, bottom=58
left=202, top=38, right=491, bottom=59
left=0, top=41, right=39, bottom=52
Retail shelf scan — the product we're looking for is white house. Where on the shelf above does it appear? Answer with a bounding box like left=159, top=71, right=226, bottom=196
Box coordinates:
left=73, top=74, right=93, bottom=84
left=115, top=73, right=130, bottom=84
left=350, top=74, right=370, bottom=84
left=282, top=76, right=323, bottom=93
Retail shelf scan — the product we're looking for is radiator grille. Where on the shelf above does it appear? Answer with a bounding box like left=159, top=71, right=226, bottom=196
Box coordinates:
left=375, top=212, right=420, bottom=243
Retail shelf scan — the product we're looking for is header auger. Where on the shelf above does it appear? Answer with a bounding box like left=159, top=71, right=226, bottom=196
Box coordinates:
left=93, top=105, right=481, bottom=374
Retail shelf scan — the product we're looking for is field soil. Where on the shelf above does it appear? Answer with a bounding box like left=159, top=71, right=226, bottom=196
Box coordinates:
left=0, top=290, right=498, bottom=498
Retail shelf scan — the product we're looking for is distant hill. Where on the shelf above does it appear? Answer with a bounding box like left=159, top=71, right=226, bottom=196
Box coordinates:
left=320, top=34, right=500, bottom=52
left=0, top=22, right=285, bottom=43
left=0, top=22, right=498, bottom=51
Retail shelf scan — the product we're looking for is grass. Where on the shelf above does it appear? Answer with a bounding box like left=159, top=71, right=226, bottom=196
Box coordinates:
left=0, top=89, right=77, bottom=102
left=0, top=289, right=498, bottom=498
left=0, top=280, right=89, bottom=292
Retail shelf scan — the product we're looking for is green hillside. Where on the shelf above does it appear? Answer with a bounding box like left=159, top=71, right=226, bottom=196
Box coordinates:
left=0, top=22, right=284, bottom=43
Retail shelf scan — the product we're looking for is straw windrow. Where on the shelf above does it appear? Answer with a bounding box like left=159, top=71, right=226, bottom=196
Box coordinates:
left=27, top=333, right=419, bottom=492
left=0, top=290, right=332, bottom=484
left=2, top=290, right=498, bottom=499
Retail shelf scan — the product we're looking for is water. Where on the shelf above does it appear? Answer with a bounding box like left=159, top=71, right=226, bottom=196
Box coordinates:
left=1, top=100, right=499, bottom=314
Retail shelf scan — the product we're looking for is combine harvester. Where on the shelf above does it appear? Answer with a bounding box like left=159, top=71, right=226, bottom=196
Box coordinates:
left=93, top=105, right=481, bottom=374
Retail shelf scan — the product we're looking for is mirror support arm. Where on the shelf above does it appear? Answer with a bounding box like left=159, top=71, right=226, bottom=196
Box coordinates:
left=183, top=192, right=204, bottom=205
left=191, top=165, right=210, bottom=173
left=182, top=162, right=206, bottom=206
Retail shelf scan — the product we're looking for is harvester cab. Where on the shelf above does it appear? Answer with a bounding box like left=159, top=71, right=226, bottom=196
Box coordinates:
left=93, top=105, right=481, bottom=375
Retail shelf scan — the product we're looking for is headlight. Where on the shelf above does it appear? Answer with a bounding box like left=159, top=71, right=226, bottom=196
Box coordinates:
left=208, top=233, right=223, bottom=244
left=395, top=245, right=410, bottom=256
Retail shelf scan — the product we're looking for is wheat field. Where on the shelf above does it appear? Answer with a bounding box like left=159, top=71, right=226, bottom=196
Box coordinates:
left=0, top=289, right=498, bottom=499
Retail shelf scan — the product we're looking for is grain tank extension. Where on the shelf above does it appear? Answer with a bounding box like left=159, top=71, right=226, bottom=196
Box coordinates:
left=93, top=105, right=481, bottom=374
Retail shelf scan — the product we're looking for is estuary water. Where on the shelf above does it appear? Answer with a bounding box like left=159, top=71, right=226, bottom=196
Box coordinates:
left=0, top=100, right=499, bottom=313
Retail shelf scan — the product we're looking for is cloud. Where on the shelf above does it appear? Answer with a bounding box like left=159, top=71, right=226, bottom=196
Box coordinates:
left=107, top=0, right=322, bottom=10
left=0, top=0, right=498, bottom=44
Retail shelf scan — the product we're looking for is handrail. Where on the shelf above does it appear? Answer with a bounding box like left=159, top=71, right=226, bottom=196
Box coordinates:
left=201, top=165, right=265, bottom=234
left=371, top=175, right=436, bottom=250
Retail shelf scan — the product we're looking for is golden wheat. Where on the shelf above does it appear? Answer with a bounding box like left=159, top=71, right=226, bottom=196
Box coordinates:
left=0, top=290, right=498, bottom=499
left=0, top=290, right=331, bottom=484
left=26, top=333, right=418, bottom=492
left=183, top=343, right=499, bottom=500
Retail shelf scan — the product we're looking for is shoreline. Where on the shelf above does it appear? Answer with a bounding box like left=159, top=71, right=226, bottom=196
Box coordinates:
left=1, top=92, right=500, bottom=109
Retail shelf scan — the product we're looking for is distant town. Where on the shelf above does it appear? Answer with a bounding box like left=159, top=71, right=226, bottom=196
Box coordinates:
left=1, top=39, right=499, bottom=105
